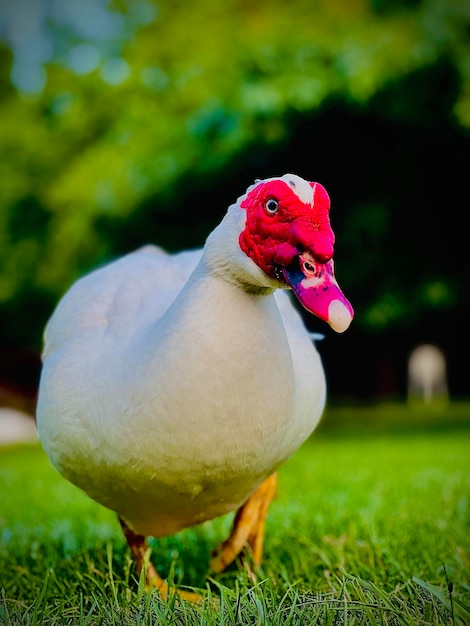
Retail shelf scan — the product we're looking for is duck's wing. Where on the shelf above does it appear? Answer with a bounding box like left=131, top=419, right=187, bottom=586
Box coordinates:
left=42, top=245, right=203, bottom=360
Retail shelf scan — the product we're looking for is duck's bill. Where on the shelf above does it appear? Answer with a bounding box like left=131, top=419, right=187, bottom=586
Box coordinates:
left=282, top=252, right=354, bottom=333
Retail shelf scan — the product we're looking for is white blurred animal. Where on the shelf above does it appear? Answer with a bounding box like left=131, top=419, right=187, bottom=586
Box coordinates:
left=408, top=343, right=448, bottom=404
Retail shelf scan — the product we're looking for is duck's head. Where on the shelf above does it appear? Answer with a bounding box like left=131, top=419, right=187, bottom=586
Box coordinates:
left=205, top=173, right=353, bottom=333
left=237, top=174, right=354, bottom=333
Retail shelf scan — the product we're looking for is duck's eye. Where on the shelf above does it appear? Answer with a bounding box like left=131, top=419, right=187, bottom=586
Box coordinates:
left=265, top=198, right=279, bottom=215
left=303, top=261, right=315, bottom=274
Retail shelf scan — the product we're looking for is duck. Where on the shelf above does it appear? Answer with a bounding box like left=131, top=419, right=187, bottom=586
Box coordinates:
left=36, top=173, right=353, bottom=602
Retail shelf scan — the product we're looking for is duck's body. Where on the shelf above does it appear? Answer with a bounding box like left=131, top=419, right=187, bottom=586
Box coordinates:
left=38, top=244, right=325, bottom=537
left=36, top=174, right=353, bottom=598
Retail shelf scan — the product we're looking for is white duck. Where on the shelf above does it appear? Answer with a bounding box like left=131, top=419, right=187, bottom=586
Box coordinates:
left=36, top=173, right=353, bottom=601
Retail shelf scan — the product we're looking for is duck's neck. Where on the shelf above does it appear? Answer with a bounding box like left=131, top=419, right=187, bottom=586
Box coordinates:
left=121, top=242, right=297, bottom=474
left=157, top=252, right=284, bottom=351
left=133, top=247, right=293, bottom=393
left=125, top=205, right=296, bottom=417
left=201, top=203, right=283, bottom=295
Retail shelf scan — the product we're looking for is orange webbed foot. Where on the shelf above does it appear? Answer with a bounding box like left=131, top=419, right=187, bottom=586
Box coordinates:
left=119, top=517, right=206, bottom=604
left=209, top=472, right=278, bottom=575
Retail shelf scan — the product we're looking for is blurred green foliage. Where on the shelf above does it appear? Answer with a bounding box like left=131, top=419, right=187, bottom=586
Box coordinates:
left=0, top=0, right=469, bottom=374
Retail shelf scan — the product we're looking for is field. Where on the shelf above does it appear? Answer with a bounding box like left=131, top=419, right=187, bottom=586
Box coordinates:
left=0, top=402, right=469, bottom=625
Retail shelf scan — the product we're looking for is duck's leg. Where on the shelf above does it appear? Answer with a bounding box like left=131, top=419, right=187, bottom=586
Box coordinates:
left=209, top=472, right=277, bottom=574
left=119, top=517, right=167, bottom=593
left=118, top=517, right=204, bottom=603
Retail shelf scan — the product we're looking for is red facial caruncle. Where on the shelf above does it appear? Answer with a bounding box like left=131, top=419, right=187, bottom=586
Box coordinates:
left=239, top=176, right=354, bottom=333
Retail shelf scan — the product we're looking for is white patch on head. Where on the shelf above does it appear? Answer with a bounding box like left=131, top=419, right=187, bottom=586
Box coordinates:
left=280, top=173, right=314, bottom=205
left=247, top=174, right=314, bottom=206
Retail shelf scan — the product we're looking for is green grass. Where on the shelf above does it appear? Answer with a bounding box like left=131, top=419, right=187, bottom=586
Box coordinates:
left=1, top=402, right=469, bottom=624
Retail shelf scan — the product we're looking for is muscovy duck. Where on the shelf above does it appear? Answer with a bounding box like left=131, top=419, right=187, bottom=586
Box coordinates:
left=36, top=173, right=353, bottom=601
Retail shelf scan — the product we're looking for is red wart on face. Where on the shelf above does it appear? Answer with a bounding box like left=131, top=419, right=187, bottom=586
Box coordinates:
left=239, top=176, right=354, bottom=333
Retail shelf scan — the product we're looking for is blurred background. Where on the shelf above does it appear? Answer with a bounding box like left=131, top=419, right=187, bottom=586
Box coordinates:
left=0, top=0, right=469, bottom=425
